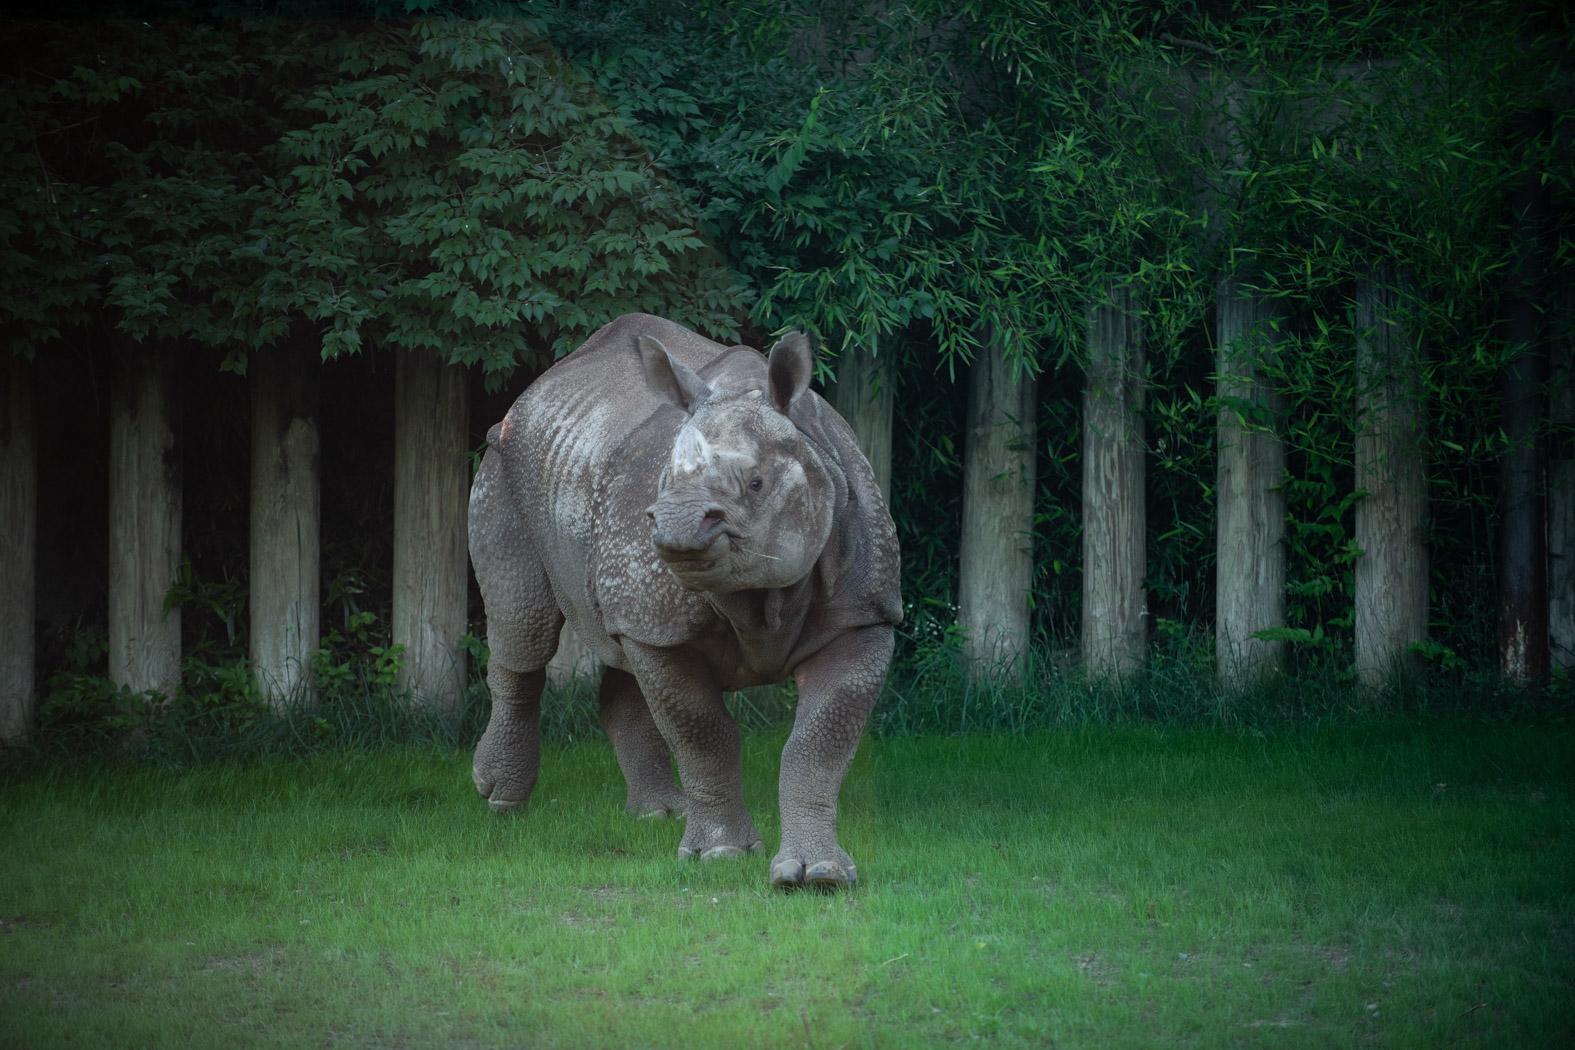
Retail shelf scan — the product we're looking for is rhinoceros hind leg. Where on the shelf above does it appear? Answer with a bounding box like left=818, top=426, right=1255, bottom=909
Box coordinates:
left=469, top=448, right=564, bottom=812
left=473, top=666, right=546, bottom=812
left=597, top=667, right=686, bottom=818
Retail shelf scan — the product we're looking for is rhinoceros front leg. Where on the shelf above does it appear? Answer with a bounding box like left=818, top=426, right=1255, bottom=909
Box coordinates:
left=771, top=625, right=894, bottom=890
left=624, top=641, right=763, bottom=859
left=598, top=666, right=685, bottom=818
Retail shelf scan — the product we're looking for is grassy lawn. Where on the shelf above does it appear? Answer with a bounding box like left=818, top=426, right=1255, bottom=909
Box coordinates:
left=1, top=720, right=1571, bottom=1048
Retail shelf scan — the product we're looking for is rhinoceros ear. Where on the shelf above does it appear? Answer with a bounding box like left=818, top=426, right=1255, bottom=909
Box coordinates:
left=766, top=331, right=813, bottom=415
left=638, top=334, right=712, bottom=413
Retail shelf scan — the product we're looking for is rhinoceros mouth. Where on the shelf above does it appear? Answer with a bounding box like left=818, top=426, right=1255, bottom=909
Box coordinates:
left=663, top=555, right=719, bottom=572
left=657, top=549, right=726, bottom=584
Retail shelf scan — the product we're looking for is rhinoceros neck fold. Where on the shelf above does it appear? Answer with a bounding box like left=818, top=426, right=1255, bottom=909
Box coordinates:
left=701, top=575, right=819, bottom=676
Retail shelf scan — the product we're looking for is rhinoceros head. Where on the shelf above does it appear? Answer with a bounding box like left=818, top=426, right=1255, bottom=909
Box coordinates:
left=638, top=332, right=836, bottom=594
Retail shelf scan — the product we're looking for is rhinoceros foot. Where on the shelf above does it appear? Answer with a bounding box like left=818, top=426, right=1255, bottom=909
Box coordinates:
left=473, top=763, right=533, bottom=814
left=472, top=698, right=541, bottom=814
left=692, top=843, right=763, bottom=861
left=627, top=790, right=687, bottom=820
left=677, top=839, right=765, bottom=861
left=769, top=847, right=858, bottom=891
left=675, top=811, right=763, bottom=861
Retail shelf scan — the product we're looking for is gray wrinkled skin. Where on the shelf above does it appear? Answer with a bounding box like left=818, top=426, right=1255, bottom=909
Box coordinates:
left=469, top=314, right=902, bottom=889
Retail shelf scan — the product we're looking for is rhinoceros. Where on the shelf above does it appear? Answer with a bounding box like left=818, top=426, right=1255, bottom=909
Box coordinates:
left=469, top=314, right=902, bottom=889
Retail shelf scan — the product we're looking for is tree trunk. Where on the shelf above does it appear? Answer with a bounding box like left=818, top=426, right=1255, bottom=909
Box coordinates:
left=825, top=339, right=894, bottom=503
left=1, top=355, right=36, bottom=743
left=108, top=343, right=182, bottom=701
left=547, top=623, right=600, bottom=693
left=957, top=334, right=1037, bottom=677
left=1353, top=266, right=1428, bottom=688
left=1497, top=143, right=1550, bottom=683
left=1550, top=285, right=1574, bottom=671
left=393, top=350, right=470, bottom=713
left=1215, top=279, right=1286, bottom=689
left=1082, top=288, right=1147, bottom=681
left=249, top=345, right=321, bottom=710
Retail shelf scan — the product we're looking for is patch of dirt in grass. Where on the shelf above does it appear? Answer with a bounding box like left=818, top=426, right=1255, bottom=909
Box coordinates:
left=0, top=914, right=59, bottom=936
left=1271, top=940, right=1356, bottom=973
left=1073, top=953, right=1114, bottom=985
left=559, top=910, right=608, bottom=929
left=1315, top=945, right=1351, bottom=970
left=586, top=883, right=634, bottom=902
left=328, top=838, right=393, bottom=861
left=201, top=946, right=284, bottom=976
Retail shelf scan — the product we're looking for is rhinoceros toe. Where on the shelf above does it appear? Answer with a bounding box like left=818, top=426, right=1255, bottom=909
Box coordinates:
left=486, top=797, right=526, bottom=815
left=770, top=848, right=857, bottom=891
left=626, top=789, right=687, bottom=820
left=472, top=762, right=534, bottom=814
left=804, top=859, right=857, bottom=890
left=678, top=839, right=764, bottom=861
left=769, top=857, right=805, bottom=888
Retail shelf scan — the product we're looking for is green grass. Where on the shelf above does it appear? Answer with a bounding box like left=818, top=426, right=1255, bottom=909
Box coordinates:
left=2, top=720, right=1572, bottom=1048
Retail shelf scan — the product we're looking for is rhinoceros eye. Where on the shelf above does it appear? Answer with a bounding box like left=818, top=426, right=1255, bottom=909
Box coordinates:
left=749, top=476, right=763, bottom=492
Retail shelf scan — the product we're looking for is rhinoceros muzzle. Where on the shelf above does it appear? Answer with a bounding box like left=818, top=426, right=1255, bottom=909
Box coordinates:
left=646, top=500, right=735, bottom=571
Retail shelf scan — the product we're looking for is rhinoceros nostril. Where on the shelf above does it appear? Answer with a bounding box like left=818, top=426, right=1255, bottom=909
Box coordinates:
left=702, top=507, right=726, bottom=525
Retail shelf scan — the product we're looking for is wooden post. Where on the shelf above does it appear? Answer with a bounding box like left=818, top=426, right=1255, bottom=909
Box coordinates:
left=1550, top=285, right=1574, bottom=672
left=108, top=343, right=182, bottom=701
left=1, top=354, right=36, bottom=743
left=249, top=345, right=321, bottom=709
left=547, top=624, right=600, bottom=694
left=1353, top=266, right=1428, bottom=687
left=1082, top=287, right=1147, bottom=680
left=1498, top=142, right=1550, bottom=683
left=1214, top=279, right=1287, bottom=688
left=393, top=350, right=470, bottom=713
left=825, top=339, right=894, bottom=503
left=957, top=333, right=1037, bottom=677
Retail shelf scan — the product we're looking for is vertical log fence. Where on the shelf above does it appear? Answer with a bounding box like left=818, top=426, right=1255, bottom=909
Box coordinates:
left=1081, top=288, right=1148, bottom=681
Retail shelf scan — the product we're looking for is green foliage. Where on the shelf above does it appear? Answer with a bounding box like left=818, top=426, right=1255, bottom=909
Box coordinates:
left=0, top=21, right=273, bottom=356
left=36, top=625, right=150, bottom=744
left=877, top=631, right=1571, bottom=737
left=35, top=618, right=274, bottom=758
left=312, top=611, right=406, bottom=696
left=1, top=15, right=751, bottom=376
left=246, top=16, right=750, bottom=375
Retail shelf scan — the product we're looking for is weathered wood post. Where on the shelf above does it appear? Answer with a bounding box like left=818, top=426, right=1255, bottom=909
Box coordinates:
left=108, top=344, right=183, bottom=701
left=1, top=354, right=36, bottom=743
left=1200, top=75, right=1290, bottom=690
left=1215, top=280, right=1287, bottom=688
left=1353, top=266, right=1428, bottom=687
left=392, top=350, right=470, bottom=714
left=547, top=624, right=600, bottom=694
left=249, top=344, right=321, bottom=709
left=957, top=333, right=1037, bottom=678
left=1551, top=285, right=1574, bottom=672
left=826, top=338, right=894, bottom=503
left=1082, top=288, right=1148, bottom=681
left=1497, top=132, right=1551, bottom=684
